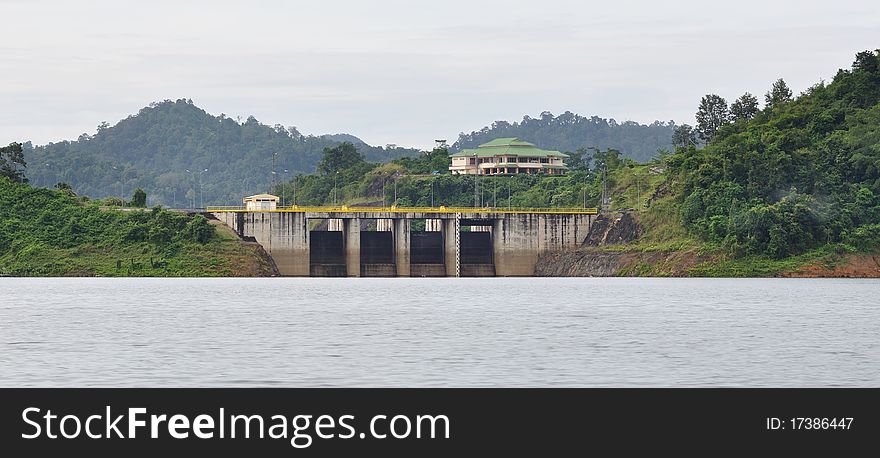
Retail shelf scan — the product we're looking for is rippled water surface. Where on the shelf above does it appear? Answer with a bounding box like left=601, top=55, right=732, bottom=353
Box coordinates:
left=1, top=277, right=878, bottom=387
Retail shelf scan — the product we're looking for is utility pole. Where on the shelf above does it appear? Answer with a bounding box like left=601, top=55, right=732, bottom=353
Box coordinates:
left=602, top=163, right=608, bottom=211
left=585, top=145, right=607, bottom=211
left=473, top=154, right=479, bottom=208
left=430, top=179, right=434, bottom=207
left=280, top=169, right=288, bottom=206
left=271, top=152, right=278, bottom=192
left=508, top=183, right=511, bottom=210
left=186, top=169, right=195, bottom=209
left=199, top=169, right=207, bottom=208
left=583, top=173, right=588, bottom=209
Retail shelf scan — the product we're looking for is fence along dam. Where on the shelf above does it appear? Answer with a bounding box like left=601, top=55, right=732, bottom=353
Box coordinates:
left=209, top=207, right=597, bottom=277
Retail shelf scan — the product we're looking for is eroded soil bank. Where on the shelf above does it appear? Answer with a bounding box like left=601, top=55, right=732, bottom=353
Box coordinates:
left=535, top=213, right=880, bottom=277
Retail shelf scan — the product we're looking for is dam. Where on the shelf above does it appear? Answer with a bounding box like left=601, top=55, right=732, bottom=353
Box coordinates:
left=208, top=206, right=597, bottom=277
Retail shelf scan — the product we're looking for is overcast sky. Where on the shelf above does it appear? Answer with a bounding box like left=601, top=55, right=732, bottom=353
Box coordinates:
left=1, top=0, right=878, bottom=149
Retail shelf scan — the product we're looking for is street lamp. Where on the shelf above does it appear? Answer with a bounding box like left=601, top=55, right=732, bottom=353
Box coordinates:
left=280, top=169, right=289, bottom=206
left=112, top=165, right=125, bottom=207
left=271, top=152, right=278, bottom=191
left=199, top=169, right=207, bottom=208
left=583, top=171, right=588, bottom=209
left=186, top=168, right=207, bottom=209
left=333, top=171, right=339, bottom=206
left=186, top=169, right=194, bottom=209
left=585, top=146, right=607, bottom=211
left=473, top=153, right=479, bottom=208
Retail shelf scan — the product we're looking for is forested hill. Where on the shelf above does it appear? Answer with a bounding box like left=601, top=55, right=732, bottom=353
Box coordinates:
left=667, top=50, right=880, bottom=259
left=453, top=111, right=675, bottom=162
left=22, top=99, right=419, bottom=206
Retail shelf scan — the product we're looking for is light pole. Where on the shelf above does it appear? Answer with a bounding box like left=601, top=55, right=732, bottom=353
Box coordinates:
left=508, top=182, right=511, bottom=210
left=585, top=146, right=607, bottom=211
left=583, top=172, right=588, bottom=209
left=112, top=165, right=124, bottom=206
left=186, top=168, right=207, bottom=209
left=199, top=169, right=207, bottom=208
left=602, top=163, right=608, bottom=211
left=333, top=171, right=339, bottom=206
left=271, top=152, right=278, bottom=191
left=430, top=179, right=434, bottom=207
left=280, top=169, right=289, bottom=206
left=473, top=153, right=479, bottom=208
left=186, top=169, right=194, bottom=209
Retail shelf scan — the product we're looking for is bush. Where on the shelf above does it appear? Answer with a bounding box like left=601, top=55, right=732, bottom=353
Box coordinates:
left=185, top=215, right=215, bottom=244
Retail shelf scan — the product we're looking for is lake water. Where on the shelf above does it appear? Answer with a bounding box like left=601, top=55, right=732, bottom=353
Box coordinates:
left=1, top=278, right=878, bottom=387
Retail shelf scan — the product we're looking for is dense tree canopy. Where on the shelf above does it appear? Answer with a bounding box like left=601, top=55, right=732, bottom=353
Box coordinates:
left=671, top=124, right=698, bottom=149
left=668, top=50, right=880, bottom=258
left=0, top=142, right=27, bottom=183
left=764, top=78, right=793, bottom=111
left=730, top=92, right=759, bottom=122
left=22, top=99, right=419, bottom=206
left=453, top=111, right=674, bottom=163
left=695, top=94, right=729, bottom=142
left=317, top=142, right=365, bottom=176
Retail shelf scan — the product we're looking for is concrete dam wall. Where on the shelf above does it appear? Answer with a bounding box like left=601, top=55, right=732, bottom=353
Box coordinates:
left=211, top=210, right=594, bottom=277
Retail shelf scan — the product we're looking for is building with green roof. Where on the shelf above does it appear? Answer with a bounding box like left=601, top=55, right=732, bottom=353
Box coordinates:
left=449, top=138, right=569, bottom=176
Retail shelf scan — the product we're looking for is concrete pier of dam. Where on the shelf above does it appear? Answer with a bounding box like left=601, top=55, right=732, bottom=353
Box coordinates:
left=209, top=207, right=596, bottom=277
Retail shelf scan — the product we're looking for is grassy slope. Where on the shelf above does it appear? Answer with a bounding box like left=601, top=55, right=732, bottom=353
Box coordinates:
left=594, top=164, right=857, bottom=277
left=0, top=179, right=273, bottom=277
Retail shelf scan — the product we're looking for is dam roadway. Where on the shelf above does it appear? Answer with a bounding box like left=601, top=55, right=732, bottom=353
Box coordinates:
left=208, top=206, right=598, bottom=277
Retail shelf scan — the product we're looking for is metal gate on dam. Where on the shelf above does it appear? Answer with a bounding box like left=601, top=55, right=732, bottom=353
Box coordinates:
left=208, top=206, right=598, bottom=277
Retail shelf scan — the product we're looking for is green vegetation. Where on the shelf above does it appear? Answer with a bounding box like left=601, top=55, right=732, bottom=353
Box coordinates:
left=453, top=111, right=674, bottom=163
left=0, top=177, right=272, bottom=276
left=274, top=141, right=620, bottom=209
left=668, top=50, right=880, bottom=260
left=22, top=99, right=419, bottom=206
left=7, top=50, right=880, bottom=278
left=1, top=142, right=27, bottom=183
left=590, top=50, right=880, bottom=277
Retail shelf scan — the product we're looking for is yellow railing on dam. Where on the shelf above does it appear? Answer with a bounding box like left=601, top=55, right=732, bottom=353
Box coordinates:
left=205, top=205, right=599, bottom=215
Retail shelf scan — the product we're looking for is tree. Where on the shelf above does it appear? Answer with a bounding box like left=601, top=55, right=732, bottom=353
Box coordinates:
left=132, top=188, right=147, bottom=207
left=671, top=124, right=698, bottom=149
left=852, top=50, right=879, bottom=74
left=317, top=142, right=365, bottom=176
left=566, top=147, right=593, bottom=171
left=695, top=94, right=729, bottom=143
left=730, top=92, right=759, bottom=122
left=54, top=182, right=76, bottom=197
left=185, top=214, right=215, bottom=244
left=0, top=142, right=27, bottom=183
left=764, top=78, right=793, bottom=110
